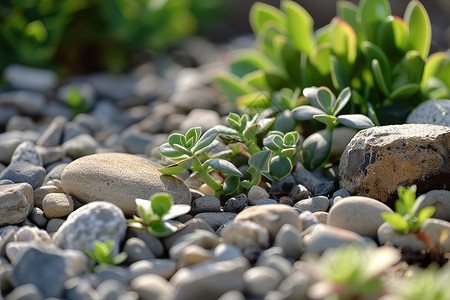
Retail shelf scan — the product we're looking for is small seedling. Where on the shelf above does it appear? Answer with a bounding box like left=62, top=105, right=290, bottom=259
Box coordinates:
left=84, top=240, right=127, bottom=270
left=381, top=185, right=436, bottom=235
left=127, top=192, right=191, bottom=237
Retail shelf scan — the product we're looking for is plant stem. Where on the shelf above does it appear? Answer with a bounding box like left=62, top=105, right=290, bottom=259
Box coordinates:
left=192, top=156, right=222, bottom=192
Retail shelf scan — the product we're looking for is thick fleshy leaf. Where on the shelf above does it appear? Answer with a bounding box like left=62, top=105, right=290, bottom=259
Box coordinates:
left=196, top=140, right=219, bottom=155
left=417, top=206, right=436, bottom=224
left=310, top=43, right=332, bottom=76
left=257, top=117, right=276, bottom=133
left=330, top=55, right=350, bottom=91
left=158, top=163, right=186, bottom=176
left=239, top=115, right=249, bottom=133
left=273, top=35, right=301, bottom=85
left=313, top=115, right=337, bottom=127
left=263, top=135, right=281, bottom=151
left=302, top=87, right=320, bottom=107
left=372, top=59, right=390, bottom=96
left=250, top=2, right=285, bottom=35
left=357, top=0, right=391, bottom=42
left=214, top=72, right=251, bottom=104
left=422, top=52, right=450, bottom=89
left=281, top=0, right=315, bottom=55
left=333, top=87, right=351, bottom=115
left=404, top=0, right=431, bottom=59
left=159, top=143, right=184, bottom=158
left=337, top=1, right=363, bottom=42
left=361, top=41, right=390, bottom=76
left=223, top=175, right=240, bottom=195
left=270, top=155, right=292, bottom=180
left=231, top=49, right=277, bottom=77
left=248, top=150, right=271, bottom=173
left=192, top=128, right=218, bottom=153
left=316, top=87, right=336, bottom=114
left=292, top=105, right=325, bottom=120
left=241, top=70, right=270, bottom=91
left=214, top=125, right=239, bottom=136
left=168, top=133, right=185, bottom=148
left=389, top=83, right=420, bottom=101
left=162, top=204, right=191, bottom=221
left=150, top=193, right=172, bottom=218
left=185, top=127, right=201, bottom=148
left=284, top=131, right=299, bottom=146
left=330, top=18, right=357, bottom=70
left=172, top=144, right=193, bottom=156
left=337, top=114, right=375, bottom=129
left=391, top=51, right=425, bottom=90
left=147, top=221, right=175, bottom=237
left=243, top=124, right=258, bottom=141
left=301, top=130, right=332, bottom=170
left=377, top=16, right=409, bottom=54
left=205, top=159, right=243, bottom=177
left=236, top=91, right=271, bottom=109
left=381, top=213, right=408, bottom=233
left=367, top=102, right=380, bottom=126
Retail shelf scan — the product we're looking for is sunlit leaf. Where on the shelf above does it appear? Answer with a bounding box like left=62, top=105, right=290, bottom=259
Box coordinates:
left=162, top=204, right=191, bottom=220
left=389, top=83, right=420, bottom=101
left=417, top=206, right=436, bottom=223
left=214, top=72, right=253, bottom=104
left=316, top=87, right=336, bottom=114
left=381, top=212, right=408, bottom=233
left=301, top=131, right=332, bottom=170
left=158, top=163, right=186, bottom=175
left=150, top=193, right=173, bottom=218
left=205, top=159, right=243, bottom=177
left=231, top=49, right=277, bottom=77
left=330, top=18, right=357, bottom=71
left=310, top=43, right=332, bottom=76
left=168, top=133, right=185, bottom=148
left=357, top=0, right=391, bottom=42
left=377, top=16, right=409, bottom=55
left=292, top=105, right=325, bottom=120
left=270, top=155, right=292, bottom=180
left=250, top=2, right=285, bottom=34
left=421, top=52, right=450, bottom=89
left=372, top=59, right=390, bottom=96
left=333, top=87, right=351, bottom=115
left=159, top=143, right=184, bottom=158
left=249, top=150, right=271, bottom=173
left=330, top=55, right=350, bottom=91
left=192, top=128, right=218, bottom=153
left=236, top=91, right=271, bottom=109
left=337, top=114, right=374, bottom=129
left=404, top=0, right=431, bottom=59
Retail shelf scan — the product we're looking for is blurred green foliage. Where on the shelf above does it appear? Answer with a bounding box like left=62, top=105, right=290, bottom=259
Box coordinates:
left=0, top=0, right=227, bottom=74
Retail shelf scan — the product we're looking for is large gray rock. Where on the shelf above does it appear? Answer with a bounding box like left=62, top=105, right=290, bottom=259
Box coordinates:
left=339, top=124, right=450, bottom=207
left=4, top=64, right=57, bottom=92
left=61, top=153, right=191, bottom=216
left=406, top=99, right=450, bottom=127
left=0, top=183, right=34, bottom=226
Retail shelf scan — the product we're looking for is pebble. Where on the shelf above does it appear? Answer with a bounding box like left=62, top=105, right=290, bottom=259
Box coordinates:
left=407, top=99, right=450, bottom=127
left=28, top=207, right=49, bottom=228
left=288, top=184, right=312, bottom=203
left=313, top=181, right=336, bottom=197
left=313, top=211, right=329, bottom=224
left=0, top=91, right=46, bottom=116
left=299, top=211, right=319, bottom=230
left=123, top=237, right=155, bottom=265
left=221, top=221, right=270, bottom=249
left=243, top=266, right=283, bottom=298
left=0, top=161, right=46, bottom=189
left=62, top=121, right=90, bottom=143
left=247, top=185, right=270, bottom=205
left=4, top=64, right=57, bottom=92
left=255, top=198, right=279, bottom=205
left=15, top=226, right=51, bottom=243
left=170, top=87, right=219, bottom=111
left=190, top=195, right=221, bottom=215
left=217, top=290, right=246, bottom=300
left=274, top=224, right=303, bottom=260
left=0, top=138, right=22, bottom=164
left=62, top=133, right=98, bottom=159
left=223, top=193, right=247, bottom=213
left=303, top=224, right=366, bottom=255
left=257, top=253, right=292, bottom=279
left=328, top=127, right=358, bottom=159
left=213, top=243, right=242, bottom=261
left=291, top=166, right=326, bottom=194
left=179, top=108, right=221, bottom=132
left=294, top=196, right=329, bottom=213
left=42, top=193, right=74, bottom=218
left=0, top=183, right=34, bottom=226
left=61, top=153, right=191, bottom=217
left=36, top=146, right=65, bottom=166
left=64, top=277, right=98, bottom=300
left=53, top=201, right=127, bottom=254
left=10, top=247, right=67, bottom=298
left=33, top=185, right=60, bottom=209
left=10, top=141, right=42, bottom=166
left=194, top=212, right=237, bottom=231
left=328, top=196, right=393, bottom=238
left=340, top=124, right=450, bottom=206
left=125, top=227, right=165, bottom=258
left=276, top=270, right=310, bottom=300
left=121, top=126, right=155, bottom=154
left=170, top=258, right=249, bottom=300
left=178, top=244, right=214, bottom=267
left=162, top=219, right=215, bottom=250
left=332, top=188, right=351, bottom=199
left=44, top=163, right=68, bottom=182
left=95, top=265, right=131, bottom=285
left=130, top=274, right=175, bottom=300
left=129, top=259, right=177, bottom=279
left=270, top=175, right=297, bottom=198
left=416, top=190, right=450, bottom=221
left=36, top=116, right=67, bottom=147
left=169, top=230, right=219, bottom=261
left=46, top=218, right=66, bottom=233
left=234, top=204, right=302, bottom=241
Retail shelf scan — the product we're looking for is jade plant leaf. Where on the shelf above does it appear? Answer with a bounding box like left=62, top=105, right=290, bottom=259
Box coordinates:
left=391, top=51, right=425, bottom=90
left=337, top=114, right=375, bottom=129
left=301, top=130, right=332, bottom=170
left=150, top=193, right=172, bottom=218
left=205, top=159, right=243, bottom=177
left=361, top=41, right=390, bottom=76
left=330, top=55, right=350, bottom=91
left=310, top=43, right=332, bottom=76
left=404, top=0, right=431, bottom=59
left=357, top=0, right=391, bottom=42
left=270, top=155, right=292, bottom=180
left=330, top=18, right=357, bottom=71
left=372, top=59, right=390, bottom=96
left=422, top=52, right=450, bottom=89
left=223, top=175, right=240, bottom=195
left=333, top=87, right=351, bottom=115
left=162, top=204, right=191, bottom=221
left=314, top=115, right=337, bottom=127
left=192, top=128, right=218, bottom=153
left=236, top=91, right=271, bottom=109
left=337, top=1, right=363, bottom=42
left=250, top=2, right=286, bottom=35
left=377, top=16, right=409, bottom=55
left=281, top=0, right=315, bottom=55
left=159, top=143, right=183, bottom=158
left=316, top=87, right=336, bottom=114
left=389, top=83, right=420, bottom=102
left=214, top=72, right=253, bottom=104
left=273, top=35, right=302, bottom=86
left=231, top=49, right=277, bottom=77
left=292, top=105, right=325, bottom=120
left=158, top=163, right=186, bottom=175
left=249, top=150, right=271, bottom=174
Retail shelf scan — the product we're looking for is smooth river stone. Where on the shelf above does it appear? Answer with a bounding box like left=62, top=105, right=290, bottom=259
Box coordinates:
left=61, top=153, right=191, bottom=217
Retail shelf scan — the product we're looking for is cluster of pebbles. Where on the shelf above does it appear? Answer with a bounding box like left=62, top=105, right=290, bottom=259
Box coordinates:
left=1, top=37, right=450, bottom=299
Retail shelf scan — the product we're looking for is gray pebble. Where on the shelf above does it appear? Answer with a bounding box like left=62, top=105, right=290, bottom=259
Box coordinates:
left=217, top=290, right=246, bottom=300
left=64, top=277, right=98, bottom=300
left=332, top=188, right=351, bottom=199
left=291, top=166, right=326, bottom=193
left=5, top=283, right=44, bottom=300
left=270, top=175, right=297, bottom=198
left=62, top=121, right=90, bottom=143
left=299, top=211, right=319, bottom=230
left=34, top=185, right=60, bottom=209
left=0, top=91, right=46, bottom=116
left=44, top=163, right=68, bottom=183
left=36, top=146, right=64, bottom=166
left=121, top=126, right=155, bottom=154
left=96, top=280, right=133, bottom=300
left=417, top=190, right=450, bottom=221
left=62, top=134, right=97, bottom=159
left=72, top=113, right=102, bottom=134
left=0, top=179, right=15, bottom=185
left=407, top=99, right=450, bottom=126
left=130, top=274, right=175, bottom=300
left=36, top=116, right=67, bottom=147
left=4, top=64, right=57, bottom=92
left=243, top=266, right=282, bottom=298
left=5, top=116, right=35, bottom=132
left=0, top=138, right=22, bottom=164
left=46, top=218, right=66, bottom=233
left=123, top=237, right=155, bottom=265
left=129, top=259, right=176, bottom=279
left=96, top=266, right=131, bottom=285
left=274, top=224, right=303, bottom=260
left=42, top=193, right=74, bottom=218
left=28, top=207, right=49, bottom=228
left=179, top=108, right=221, bottom=132
left=294, top=196, right=329, bottom=213
left=313, top=181, right=336, bottom=197
left=169, top=229, right=219, bottom=261
left=257, top=254, right=293, bottom=279
left=190, top=195, right=221, bottom=215
left=223, top=193, right=247, bottom=213
left=213, top=243, right=242, bottom=261
left=255, top=198, right=278, bottom=205
left=247, top=185, right=270, bottom=205
left=10, top=141, right=42, bottom=166
left=194, top=212, right=237, bottom=231
left=0, top=161, right=46, bottom=189
left=288, top=184, right=312, bottom=203
left=125, top=227, right=165, bottom=258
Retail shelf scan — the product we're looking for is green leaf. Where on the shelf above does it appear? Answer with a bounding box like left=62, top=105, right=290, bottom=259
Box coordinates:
left=372, top=59, right=390, bottom=96
left=263, top=135, right=281, bottom=151
left=389, top=83, right=420, bottom=101
left=214, top=125, right=239, bottom=136
left=422, top=52, right=450, bottom=89
left=361, top=41, right=391, bottom=77
left=241, top=70, right=270, bottom=91
left=404, top=0, right=431, bottom=59
left=333, top=87, right=351, bottom=115
left=205, top=159, right=243, bottom=177
left=257, top=23, right=284, bottom=64
left=159, top=143, right=184, bottom=158
left=281, top=0, right=315, bottom=55
left=316, top=87, right=336, bottom=114
left=148, top=220, right=174, bottom=237
left=158, top=163, right=186, bottom=175
left=25, top=20, right=47, bottom=43
left=301, top=131, right=332, bottom=170
left=337, top=1, right=363, bottom=42
left=357, top=0, right=391, bottom=42
left=172, top=144, right=193, bottom=156
left=257, top=117, right=276, bottom=133
left=192, top=128, right=218, bottom=153
left=249, top=150, right=271, bottom=173
left=284, top=131, right=299, bottom=146
left=337, top=114, right=374, bottom=129
left=168, top=133, right=185, bottom=148
left=236, top=91, right=271, bottom=109
left=313, top=115, right=337, bottom=127
left=391, top=51, right=425, bottom=91
left=214, top=72, right=252, bottom=104
left=310, top=43, right=332, bottom=76
left=223, top=175, right=240, bottom=195
left=150, top=193, right=173, bottom=218
left=162, top=204, right=191, bottom=220
left=377, top=16, right=409, bottom=55
left=330, top=18, right=357, bottom=71
left=270, top=155, right=292, bottom=180
left=281, top=148, right=296, bottom=158
left=231, top=49, right=277, bottom=77
left=250, top=2, right=285, bottom=35
left=330, top=55, right=350, bottom=91
left=243, top=124, right=258, bottom=141
left=196, top=140, right=219, bottom=155
left=417, top=206, right=436, bottom=223
left=381, top=212, right=408, bottom=233
left=112, top=253, right=127, bottom=265
left=395, top=200, right=408, bottom=216
left=273, top=35, right=301, bottom=86
left=292, top=105, right=325, bottom=120
left=185, top=127, right=201, bottom=148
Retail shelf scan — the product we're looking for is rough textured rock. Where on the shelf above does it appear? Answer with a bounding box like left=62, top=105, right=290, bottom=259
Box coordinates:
left=339, top=124, right=450, bottom=206
left=0, top=183, right=34, bottom=226
left=406, top=99, right=450, bottom=127
left=61, top=153, right=191, bottom=217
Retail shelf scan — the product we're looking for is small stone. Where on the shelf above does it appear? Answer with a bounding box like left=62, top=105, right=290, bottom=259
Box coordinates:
left=247, top=185, right=270, bottom=205
left=270, top=175, right=297, bottom=198
left=313, top=181, right=336, bottom=197
left=37, top=116, right=67, bottom=147
left=162, top=218, right=215, bottom=250
left=234, top=204, right=302, bottom=241
left=221, top=221, right=269, bottom=249
left=125, top=227, right=165, bottom=258
left=11, top=247, right=66, bottom=298
left=194, top=212, right=237, bottom=231
left=178, top=244, right=214, bottom=268
left=294, top=196, right=329, bottom=213
left=276, top=270, right=311, bottom=300
left=416, top=190, right=450, bottom=221
left=96, top=280, right=131, bottom=299
left=0, top=183, right=34, bottom=226
left=42, top=193, right=74, bottom=218
left=62, top=134, right=97, bottom=159
left=4, top=65, right=57, bottom=92
left=288, top=184, right=312, bottom=203
left=255, top=198, right=278, bottom=205
left=130, top=274, right=175, bottom=300
left=179, top=108, right=221, bottom=132
left=169, top=230, right=219, bottom=261
left=328, top=196, right=393, bottom=239
left=313, top=211, right=329, bottom=224
left=223, top=194, right=247, bottom=213
left=217, top=290, right=246, bottom=300
left=53, top=202, right=127, bottom=254
left=46, top=218, right=65, bottom=233
left=5, top=283, right=44, bottom=300
left=243, top=266, right=283, bottom=298
left=129, top=259, right=176, bottom=280
left=36, top=146, right=65, bottom=166
left=279, top=196, right=295, bottom=206
left=213, top=243, right=243, bottom=261
left=15, top=226, right=51, bottom=243
left=10, top=141, right=42, bottom=166
left=328, top=127, right=358, bottom=160
left=303, top=224, right=366, bottom=255
left=257, top=253, right=292, bottom=279
left=28, top=207, right=49, bottom=228
left=0, top=91, right=46, bottom=116
left=332, top=188, right=351, bottom=199
left=123, top=237, right=155, bottom=265
left=5, top=115, right=35, bottom=132
left=96, top=265, right=131, bottom=285
left=44, top=163, right=68, bottom=183
left=33, top=185, right=60, bottom=209
left=170, top=87, right=219, bottom=111
left=273, top=224, right=303, bottom=260
left=0, top=161, right=46, bottom=190
left=291, top=166, right=327, bottom=194
left=299, top=211, right=319, bottom=230
left=62, top=121, right=90, bottom=143
left=170, top=258, right=249, bottom=300
left=190, top=195, right=221, bottom=215
left=0, top=138, right=22, bottom=164
left=407, top=99, right=450, bottom=127
left=121, top=126, right=155, bottom=154
left=64, top=277, right=98, bottom=300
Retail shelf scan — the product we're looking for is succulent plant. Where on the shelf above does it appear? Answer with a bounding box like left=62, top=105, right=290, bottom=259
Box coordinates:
left=84, top=240, right=127, bottom=270
left=215, top=0, right=450, bottom=125
left=127, top=192, right=191, bottom=237
left=292, top=86, right=374, bottom=170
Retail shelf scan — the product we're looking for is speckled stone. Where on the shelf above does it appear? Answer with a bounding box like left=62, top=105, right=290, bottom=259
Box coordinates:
left=61, top=153, right=191, bottom=217
left=407, top=99, right=450, bottom=127
left=0, top=183, right=34, bottom=226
